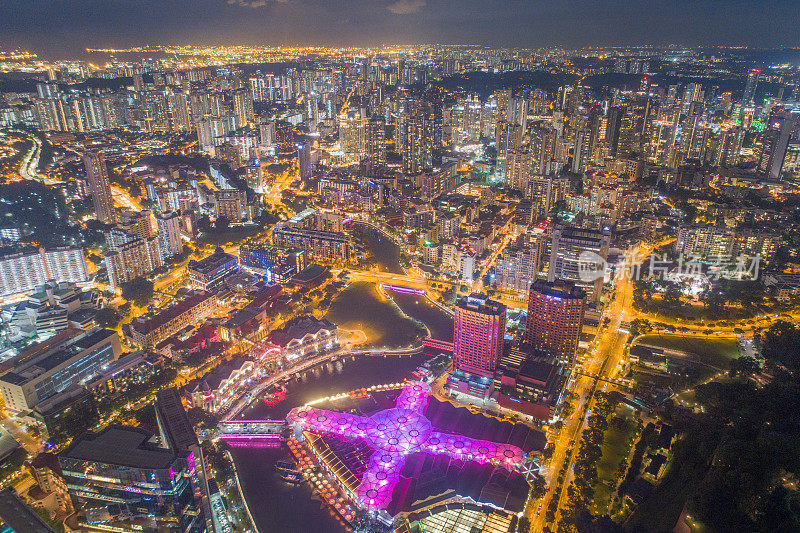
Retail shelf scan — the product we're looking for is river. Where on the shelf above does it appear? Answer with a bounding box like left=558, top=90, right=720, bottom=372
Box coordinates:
left=228, top=228, right=454, bottom=532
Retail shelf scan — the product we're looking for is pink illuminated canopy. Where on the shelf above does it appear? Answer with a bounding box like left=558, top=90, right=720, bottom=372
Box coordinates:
left=286, top=381, right=526, bottom=511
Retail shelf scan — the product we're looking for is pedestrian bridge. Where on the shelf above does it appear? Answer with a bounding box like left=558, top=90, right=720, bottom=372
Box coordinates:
left=217, top=419, right=285, bottom=445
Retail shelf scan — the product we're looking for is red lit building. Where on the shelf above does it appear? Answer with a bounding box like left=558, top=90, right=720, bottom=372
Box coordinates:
left=452, top=294, right=506, bottom=379
left=524, top=280, right=586, bottom=362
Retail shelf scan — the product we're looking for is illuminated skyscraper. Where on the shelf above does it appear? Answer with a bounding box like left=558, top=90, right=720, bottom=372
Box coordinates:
left=364, top=114, right=386, bottom=171
left=452, top=294, right=507, bottom=379
left=524, top=280, right=586, bottom=362
left=297, top=140, right=312, bottom=180
left=82, top=152, right=117, bottom=224
left=759, top=110, right=798, bottom=181
left=549, top=225, right=610, bottom=302
left=743, top=69, right=761, bottom=104
left=156, top=211, right=183, bottom=259
left=275, top=121, right=295, bottom=158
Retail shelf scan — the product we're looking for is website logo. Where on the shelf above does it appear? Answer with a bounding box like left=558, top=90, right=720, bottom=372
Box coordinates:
left=578, top=251, right=607, bottom=282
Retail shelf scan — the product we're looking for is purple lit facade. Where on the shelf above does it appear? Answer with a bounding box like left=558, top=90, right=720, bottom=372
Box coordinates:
left=381, top=284, right=425, bottom=296
left=286, top=381, right=526, bottom=511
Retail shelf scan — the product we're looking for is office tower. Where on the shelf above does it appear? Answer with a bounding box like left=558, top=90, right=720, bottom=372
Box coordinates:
left=233, top=88, right=255, bottom=127
left=524, top=280, right=586, bottom=362
left=155, top=388, right=210, bottom=532
left=59, top=425, right=200, bottom=532
left=548, top=225, right=610, bottom=302
left=743, top=69, right=760, bottom=104
left=759, top=111, right=798, bottom=181
left=365, top=115, right=386, bottom=171
left=339, top=111, right=366, bottom=155
left=452, top=294, right=507, bottom=379
left=157, top=212, right=183, bottom=259
left=82, top=152, right=117, bottom=224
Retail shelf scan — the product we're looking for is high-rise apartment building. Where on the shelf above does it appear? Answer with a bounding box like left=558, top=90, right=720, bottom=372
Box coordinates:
left=0, top=247, right=88, bottom=297
left=82, top=152, right=117, bottom=224
left=233, top=88, right=255, bottom=127
left=105, top=237, right=163, bottom=290
left=365, top=115, right=387, bottom=171
left=214, top=189, right=248, bottom=223
left=494, top=237, right=545, bottom=292
left=524, top=280, right=586, bottom=362
left=156, top=212, right=183, bottom=259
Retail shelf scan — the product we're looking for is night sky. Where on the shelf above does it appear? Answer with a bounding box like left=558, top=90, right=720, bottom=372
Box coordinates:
left=1, top=0, right=799, bottom=59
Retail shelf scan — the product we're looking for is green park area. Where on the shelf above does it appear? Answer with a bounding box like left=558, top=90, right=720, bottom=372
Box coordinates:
left=631, top=334, right=741, bottom=389
left=590, top=407, right=641, bottom=516
left=325, top=282, right=426, bottom=349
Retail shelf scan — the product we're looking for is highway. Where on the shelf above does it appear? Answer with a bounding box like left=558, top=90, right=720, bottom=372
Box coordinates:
left=15, top=131, right=57, bottom=185
left=111, top=184, right=142, bottom=211
left=0, top=408, right=41, bottom=455
left=529, top=241, right=649, bottom=532
left=264, top=161, right=297, bottom=209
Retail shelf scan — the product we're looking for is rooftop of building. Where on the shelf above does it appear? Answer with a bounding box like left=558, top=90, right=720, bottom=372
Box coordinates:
left=59, top=426, right=176, bottom=470
left=0, top=488, right=55, bottom=533
left=188, top=247, right=237, bottom=273
left=456, top=293, right=506, bottom=316
left=223, top=307, right=263, bottom=330
left=289, top=208, right=316, bottom=224
left=1, top=328, right=117, bottom=385
left=517, top=356, right=562, bottom=386
left=290, top=264, right=329, bottom=286
left=155, top=388, right=198, bottom=452
left=530, top=279, right=587, bottom=300
left=191, top=357, right=253, bottom=392
left=130, top=290, right=213, bottom=336
left=28, top=452, right=62, bottom=474
left=269, top=314, right=336, bottom=347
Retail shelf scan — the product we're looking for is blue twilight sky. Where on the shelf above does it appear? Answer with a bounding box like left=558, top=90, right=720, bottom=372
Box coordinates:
left=1, top=0, right=799, bottom=58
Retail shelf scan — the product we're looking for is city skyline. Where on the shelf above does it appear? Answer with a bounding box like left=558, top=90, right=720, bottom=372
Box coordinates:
left=0, top=11, right=799, bottom=531
left=2, top=1, right=800, bottom=58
